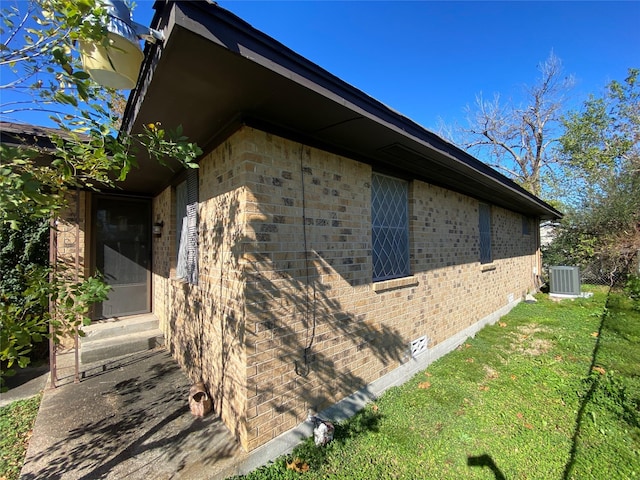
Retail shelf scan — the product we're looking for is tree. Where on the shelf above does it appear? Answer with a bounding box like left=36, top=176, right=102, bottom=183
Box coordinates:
left=543, top=69, right=640, bottom=283
left=0, top=0, right=201, bottom=388
left=559, top=68, right=639, bottom=198
left=459, top=52, right=574, bottom=196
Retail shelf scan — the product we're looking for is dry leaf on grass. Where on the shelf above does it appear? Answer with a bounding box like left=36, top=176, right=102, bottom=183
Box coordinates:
left=499, top=322, right=507, bottom=327
left=287, top=458, right=309, bottom=473
left=591, top=332, right=599, bottom=337
left=593, top=366, right=606, bottom=375
left=418, top=381, right=431, bottom=389
left=516, top=412, right=534, bottom=429
left=465, top=357, right=474, bottom=363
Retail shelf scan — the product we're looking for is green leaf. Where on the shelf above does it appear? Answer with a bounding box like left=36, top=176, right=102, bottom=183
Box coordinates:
left=54, top=91, right=78, bottom=107
left=17, top=356, right=31, bottom=368
left=72, top=70, right=90, bottom=80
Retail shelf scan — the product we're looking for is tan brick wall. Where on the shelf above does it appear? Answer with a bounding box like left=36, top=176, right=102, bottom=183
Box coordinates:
left=239, top=130, right=374, bottom=450
left=52, top=191, right=89, bottom=347
left=55, top=190, right=88, bottom=281
left=152, top=188, right=171, bottom=337
left=152, top=134, right=249, bottom=448
left=153, top=126, right=541, bottom=452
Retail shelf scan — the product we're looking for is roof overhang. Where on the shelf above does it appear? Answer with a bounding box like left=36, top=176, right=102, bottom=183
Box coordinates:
left=121, top=0, right=562, bottom=220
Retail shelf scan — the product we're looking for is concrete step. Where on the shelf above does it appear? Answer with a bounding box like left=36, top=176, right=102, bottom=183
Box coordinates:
left=80, top=314, right=164, bottom=364
left=83, top=314, right=160, bottom=342
left=80, top=330, right=164, bottom=364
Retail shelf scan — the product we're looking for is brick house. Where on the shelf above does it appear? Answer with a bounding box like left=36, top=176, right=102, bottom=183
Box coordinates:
left=51, top=1, right=561, bottom=452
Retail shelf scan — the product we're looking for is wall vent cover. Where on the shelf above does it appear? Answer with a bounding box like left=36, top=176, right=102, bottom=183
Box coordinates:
left=410, top=336, right=428, bottom=357
left=549, top=266, right=581, bottom=296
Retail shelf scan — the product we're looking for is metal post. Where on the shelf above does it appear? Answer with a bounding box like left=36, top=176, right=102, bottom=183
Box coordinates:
left=74, top=188, right=81, bottom=383
left=48, top=216, right=58, bottom=389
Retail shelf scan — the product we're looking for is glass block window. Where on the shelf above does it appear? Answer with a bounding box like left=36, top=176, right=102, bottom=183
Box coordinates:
left=176, top=169, right=199, bottom=284
left=479, top=203, right=492, bottom=264
left=372, top=173, right=410, bottom=281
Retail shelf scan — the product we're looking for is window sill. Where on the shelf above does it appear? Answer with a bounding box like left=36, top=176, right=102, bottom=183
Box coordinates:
left=373, top=276, right=419, bottom=293
left=480, top=263, right=496, bottom=272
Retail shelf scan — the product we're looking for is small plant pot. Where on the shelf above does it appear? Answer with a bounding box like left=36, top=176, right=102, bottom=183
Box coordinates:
left=189, top=381, right=212, bottom=417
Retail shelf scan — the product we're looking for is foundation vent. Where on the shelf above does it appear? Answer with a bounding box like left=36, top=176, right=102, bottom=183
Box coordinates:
left=410, top=336, right=428, bottom=357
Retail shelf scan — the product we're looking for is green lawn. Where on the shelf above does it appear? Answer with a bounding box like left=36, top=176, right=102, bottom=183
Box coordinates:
left=2, top=289, right=638, bottom=480
left=236, top=288, right=640, bottom=479
left=0, top=394, right=41, bottom=480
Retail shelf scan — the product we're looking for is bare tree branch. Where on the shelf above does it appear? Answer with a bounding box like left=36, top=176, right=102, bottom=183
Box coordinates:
left=452, top=52, right=573, bottom=196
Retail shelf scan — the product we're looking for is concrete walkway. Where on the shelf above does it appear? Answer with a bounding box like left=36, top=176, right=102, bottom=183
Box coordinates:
left=0, top=364, right=48, bottom=408
left=17, top=347, right=248, bottom=479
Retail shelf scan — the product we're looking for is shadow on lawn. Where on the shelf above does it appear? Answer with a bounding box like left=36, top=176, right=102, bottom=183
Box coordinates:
left=562, top=287, right=611, bottom=480
left=467, top=454, right=506, bottom=480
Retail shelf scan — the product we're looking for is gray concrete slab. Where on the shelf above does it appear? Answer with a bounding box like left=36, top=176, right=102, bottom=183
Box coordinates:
left=0, top=364, right=48, bottom=407
left=19, top=348, right=247, bottom=480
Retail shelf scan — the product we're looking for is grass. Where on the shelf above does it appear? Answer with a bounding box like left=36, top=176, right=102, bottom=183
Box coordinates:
left=0, top=394, right=41, bottom=480
left=235, top=287, right=640, bottom=479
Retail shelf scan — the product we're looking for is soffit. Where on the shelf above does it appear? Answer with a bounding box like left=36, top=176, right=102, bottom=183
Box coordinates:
left=122, top=1, right=561, bottom=219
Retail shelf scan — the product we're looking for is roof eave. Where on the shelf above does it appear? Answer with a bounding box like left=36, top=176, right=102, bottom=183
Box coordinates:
left=120, top=0, right=562, bottom=220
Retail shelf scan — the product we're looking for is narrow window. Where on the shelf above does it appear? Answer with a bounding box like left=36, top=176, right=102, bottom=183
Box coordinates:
left=372, top=173, right=409, bottom=281
left=176, top=169, right=199, bottom=284
left=522, top=215, right=531, bottom=235
left=479, top=203, right=492, bottom=264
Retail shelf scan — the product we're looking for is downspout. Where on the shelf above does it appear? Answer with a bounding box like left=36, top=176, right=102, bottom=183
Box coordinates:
left=535, top=216, right=542, bottom=291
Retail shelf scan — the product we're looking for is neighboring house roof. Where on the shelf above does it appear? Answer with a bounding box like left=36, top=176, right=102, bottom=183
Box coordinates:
left=120, top=0, right=560, bottom=220
left=1, top=121, right=60, bottom=150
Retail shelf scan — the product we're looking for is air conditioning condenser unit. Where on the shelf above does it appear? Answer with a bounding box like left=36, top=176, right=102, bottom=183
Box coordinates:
left=549, top=266, right=581, bottom=297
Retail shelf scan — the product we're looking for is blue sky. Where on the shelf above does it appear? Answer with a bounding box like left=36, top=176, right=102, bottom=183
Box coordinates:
left=133, top=0, right=639, bottom=132
left=2, top=1, right=638, bottom=132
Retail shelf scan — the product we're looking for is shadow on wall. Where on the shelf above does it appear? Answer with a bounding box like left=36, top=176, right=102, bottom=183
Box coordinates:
left=166, top=166, right=409, bottom=448
left=243, top=243, right=408, bottom=417
left=163, top=134, right=540, bottom=449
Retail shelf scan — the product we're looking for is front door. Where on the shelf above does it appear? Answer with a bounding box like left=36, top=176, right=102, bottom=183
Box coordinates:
left=93, top=196, right=151, bottom=318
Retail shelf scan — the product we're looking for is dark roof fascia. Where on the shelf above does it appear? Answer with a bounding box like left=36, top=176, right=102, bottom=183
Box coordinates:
left=123, top=1, right=562, bottom=219
left=183, top=1, right=562, bottom=218
left=120, top=2, right=166, bottom=136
